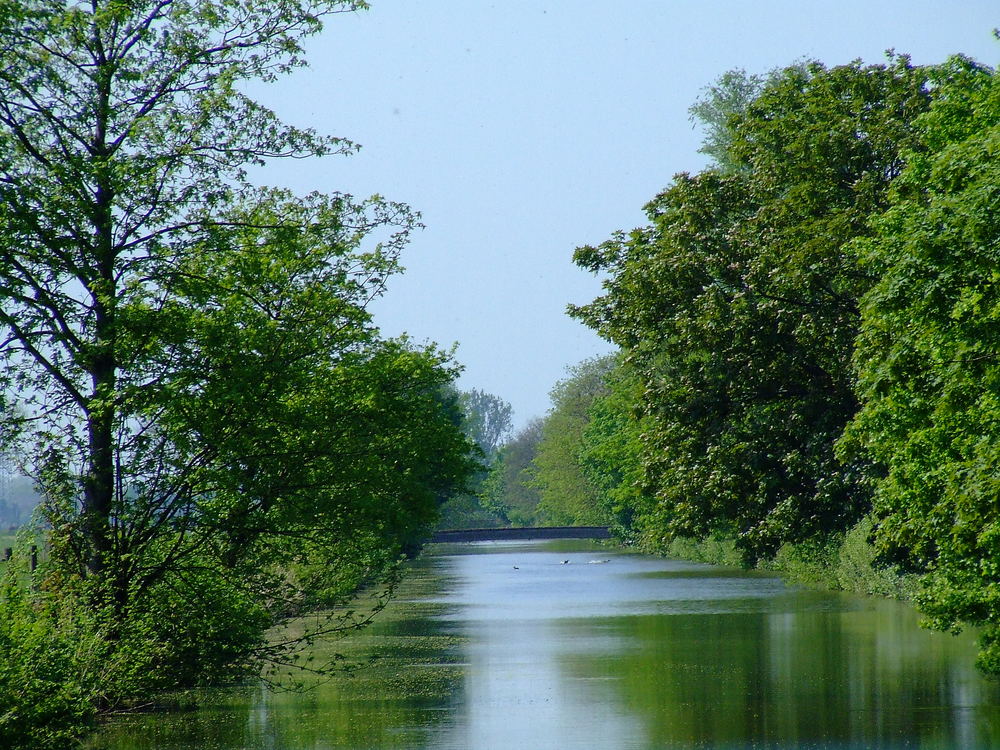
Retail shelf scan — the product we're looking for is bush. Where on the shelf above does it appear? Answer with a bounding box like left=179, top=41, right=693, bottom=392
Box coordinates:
left=94, top=568, right=274, bottom=699
left=662, top=534, right=743, bottom=568
left=0, top=567, right=97, bottom=750
left=660, top=517, right=917, bottom=600
left=0, top=552, right=279, bottom=748
left=832, top=517, right=917, bottom=600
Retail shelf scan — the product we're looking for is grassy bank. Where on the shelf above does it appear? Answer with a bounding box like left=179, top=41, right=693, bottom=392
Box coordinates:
left=660, top=516, right=918, bottom=601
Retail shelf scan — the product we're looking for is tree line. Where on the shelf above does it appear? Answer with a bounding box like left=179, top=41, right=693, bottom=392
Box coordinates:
left=481, top=52, right=1000, bottom=677
left=3, top=1, right=998, bottom=743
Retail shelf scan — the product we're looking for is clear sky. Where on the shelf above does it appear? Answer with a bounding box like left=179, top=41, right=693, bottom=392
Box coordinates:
left=252, top=1, right=999, bottom=428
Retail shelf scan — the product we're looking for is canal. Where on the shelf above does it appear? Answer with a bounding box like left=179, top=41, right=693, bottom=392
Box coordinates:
left=92, top=539, right=1000, bottom=749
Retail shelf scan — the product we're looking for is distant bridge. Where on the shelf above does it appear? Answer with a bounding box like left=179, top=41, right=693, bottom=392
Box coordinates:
left=428, top=526, right=611, bottom=543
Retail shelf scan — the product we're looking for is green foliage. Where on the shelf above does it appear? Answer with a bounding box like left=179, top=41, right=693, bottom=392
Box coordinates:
left=661, top=517, right=916, bottom=600
left=434, top=388, right=512, bottom=530
left=767, top=519, right=917, bottom=600
left=688, top=68, right=768, bottom=172
left=457, top=389, right=513, bottom=461
left=577, top=359, right=646, bottom=537
left=831, top=517, right=918, bottom=600
left=573, top=51, right=1000, bottom=675
left=844, top=56, right=1000, bottom=672
left=477, top=418, right=544, bottom=526
left=572, top=57, right=936, bottom=562
left=531, top=357, right=615, bottom=526
left=435, top=492, right=505, bottom=530
left=0, top=0, right=476, bottom=742
left=661, top=535, right=744, bottom=569
left=0, top=572, right=96, bottom=750
left=449, top=366, right=617, bottom=532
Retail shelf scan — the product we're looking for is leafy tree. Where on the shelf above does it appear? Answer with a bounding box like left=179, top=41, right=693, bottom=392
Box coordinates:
left=0, top=0, right=475, bottom=720
left=0, top=567, right=98, bottom=749
left=578, top=359, right=645, bottom=537
left=435, top=388, right=512, bottom=530
left=572, top=58, right=935, bottom=561
left=844, top=57, right=1000, bottom=673
left=688, top=68, right=767, bottom=172
left=478, top=417, right=544, bottom=526
left=532, top=356, right=614, bottom=526
left=458, top=389, right=513, bottom=460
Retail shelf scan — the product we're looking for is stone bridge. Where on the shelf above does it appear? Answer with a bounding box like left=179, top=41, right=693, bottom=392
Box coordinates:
left=428, top=526, right=611, bottom=543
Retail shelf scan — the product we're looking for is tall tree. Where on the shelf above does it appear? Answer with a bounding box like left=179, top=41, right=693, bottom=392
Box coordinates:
left=458, top=388, right=513, bottom=460
left=531, top=356, right=614, bottom=526
left=688, top=68, right=767, bottom=172
left=0, top=0, right=364, bottom=577
left=478, top=417, right=544, bottom=526
left=0, top=0, right=474, bottom=698
left=572, top=58, right=935, bottom=561
left=434, top=388, right=512, bottom=530
left=844, top=57, right=1000, bottom=673
left=578, top=358, right=645, bottom=537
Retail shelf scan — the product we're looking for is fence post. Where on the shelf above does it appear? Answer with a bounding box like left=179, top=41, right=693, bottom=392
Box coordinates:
left=29, top=544, right=37, bottom=572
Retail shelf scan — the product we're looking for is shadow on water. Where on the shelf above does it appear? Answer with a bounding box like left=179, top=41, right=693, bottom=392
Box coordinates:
left=92, top=540, right=1000, bottom=750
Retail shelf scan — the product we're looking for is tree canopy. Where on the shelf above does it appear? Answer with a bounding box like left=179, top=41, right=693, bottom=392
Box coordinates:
left=573, top=57, right=935, bottom=561
left=844, top=56, right=1000, bottom=672
left=0, top=1, right=475, bottom=742
left=569, top=52, right=1000, bottom=674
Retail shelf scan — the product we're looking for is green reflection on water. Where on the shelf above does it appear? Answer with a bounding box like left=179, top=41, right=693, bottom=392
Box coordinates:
left=89, top=557, right=465, bottom=750
left=564, top=591, right=1000, bottom=749
left=90, top=544, right=1000, bottom=750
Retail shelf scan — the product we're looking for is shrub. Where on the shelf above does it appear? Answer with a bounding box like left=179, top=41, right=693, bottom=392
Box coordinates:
left=0, top=567, right=97, bottom=750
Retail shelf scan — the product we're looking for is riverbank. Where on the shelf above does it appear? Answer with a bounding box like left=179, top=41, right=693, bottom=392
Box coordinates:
left=654, top=516, right=918, bottom=601
left=88, top=555, right=467, bottom=749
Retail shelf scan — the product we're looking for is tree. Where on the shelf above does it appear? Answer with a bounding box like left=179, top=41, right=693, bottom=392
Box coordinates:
left=458, top=388, right=513, bottom=460
left=578, top=358, right=645, bottom=537
left=478, top=417, right=544, bottom=526
left=531, top=356, right=614, bottom=526
left=434, top=388, right=512, bottom=530
left=688, top=68, right=766, bottom=172
left=572, top=58, right=935, bottom=561
left=0, top=0, right=474, bottom=708
left=844, top=57, right=1000, bottom=673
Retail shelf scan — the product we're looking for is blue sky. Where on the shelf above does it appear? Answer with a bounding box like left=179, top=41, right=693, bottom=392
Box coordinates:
left=252, top=1, right=999, bottom=428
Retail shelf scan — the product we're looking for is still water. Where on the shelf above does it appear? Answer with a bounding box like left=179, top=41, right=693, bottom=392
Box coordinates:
left=94, top=540, right=1000, bottom=749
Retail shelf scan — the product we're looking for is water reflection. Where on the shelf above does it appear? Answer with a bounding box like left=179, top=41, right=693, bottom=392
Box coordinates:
left=94, top=540, right=1000, bottom=750
left=429, top=541, right=1000, bottom=749
left=91, top=556, right=464, bottom=750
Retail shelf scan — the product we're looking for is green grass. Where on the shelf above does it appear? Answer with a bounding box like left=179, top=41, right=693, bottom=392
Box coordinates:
left=0, top=531, right=20, bottom=565
left=0, top=528, right=50, bottom=580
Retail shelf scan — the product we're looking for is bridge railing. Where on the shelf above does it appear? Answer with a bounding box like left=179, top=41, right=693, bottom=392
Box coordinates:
left=428, top=526, right=610, bottom=543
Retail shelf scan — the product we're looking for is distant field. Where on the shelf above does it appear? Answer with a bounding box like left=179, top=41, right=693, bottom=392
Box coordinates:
left=0, top=529, right=41, bottom=554
left=0, top=529, right=49, bottom=574
left=0, top=533, right=17, bottom=568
